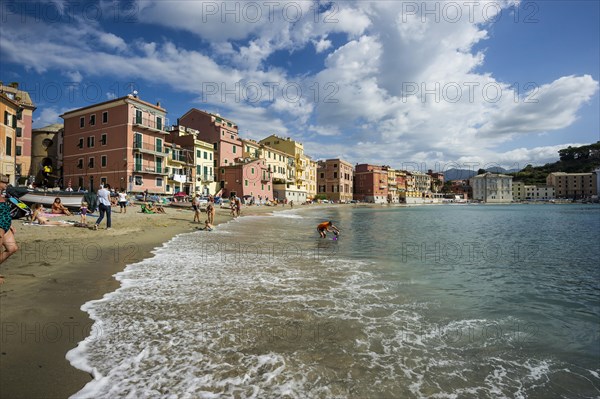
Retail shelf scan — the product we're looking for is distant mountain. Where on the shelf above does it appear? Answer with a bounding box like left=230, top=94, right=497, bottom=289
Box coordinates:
left=443, top=168, right=477, bottom=181
left=486, top=166, right=520, bottom=174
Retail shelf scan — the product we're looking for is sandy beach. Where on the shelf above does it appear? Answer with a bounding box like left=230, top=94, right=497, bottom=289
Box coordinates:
left=0, top=203, right=294, bottom=399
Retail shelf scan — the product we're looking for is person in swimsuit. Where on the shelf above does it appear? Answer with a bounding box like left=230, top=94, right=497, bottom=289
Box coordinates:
left=32, top=204, right=71, bottom=226
left=0, top=175, right=19, bottom=281
left=51, top=197, right=72, bottom=216
left=80, top=201, right=88, bottom=224
left=316, top=220, right=340, bottom=238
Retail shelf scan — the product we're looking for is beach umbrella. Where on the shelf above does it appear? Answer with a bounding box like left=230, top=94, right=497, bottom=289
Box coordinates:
left=174, top=191, right=186, bottom=197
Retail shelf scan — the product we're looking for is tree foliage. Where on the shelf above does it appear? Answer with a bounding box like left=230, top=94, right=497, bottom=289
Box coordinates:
left=509, top=141, right=600, bottom=184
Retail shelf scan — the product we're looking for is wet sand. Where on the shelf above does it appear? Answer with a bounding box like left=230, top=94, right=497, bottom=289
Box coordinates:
left=0, top=203, right=297, bottom=399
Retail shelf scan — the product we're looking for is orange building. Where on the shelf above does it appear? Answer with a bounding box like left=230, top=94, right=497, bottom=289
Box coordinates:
left=317, top=158, right=354, bottom=203
left=0, top=83, right=36, bottom=183
left=61, top=94, right=169, bottom=193
left=1, top=92, right=19, bottom=183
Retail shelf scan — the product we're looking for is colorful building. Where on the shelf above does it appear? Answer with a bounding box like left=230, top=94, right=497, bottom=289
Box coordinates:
left=0, top=83, right=36, bottom=183
left=219, top=158, right=273, bottom=200
left=0, top=92, right=19, bottom=183
left=354, top=164, right=388, bottom=203
left=169, top=125, right=217, bottom=195
left=61, top=94, right=169, bottom=193
left=317, top=158, right=354, bottom=203
left=259, top=135, right=308, bottom=202
left=178, top=109, right=241, bottom=179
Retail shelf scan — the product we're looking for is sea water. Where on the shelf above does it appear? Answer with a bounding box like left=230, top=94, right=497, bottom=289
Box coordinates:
left=67, top=204, right=600, bottom=398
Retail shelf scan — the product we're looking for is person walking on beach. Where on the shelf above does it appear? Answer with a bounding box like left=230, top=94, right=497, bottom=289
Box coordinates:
left=234, top=196, right=242, bottom=217
left=206, top=196, right=215, bottom=225
left=94, top=184, right=112, bottom=230
left=80, top=201, right=88, bottom=224
left=316, top=221, right=340, bottom=238
left=0, top=175, right=18, bottom=282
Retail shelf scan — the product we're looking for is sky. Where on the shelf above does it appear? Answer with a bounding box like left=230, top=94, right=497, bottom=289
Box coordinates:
left=1, top=0, right=598, bottom=172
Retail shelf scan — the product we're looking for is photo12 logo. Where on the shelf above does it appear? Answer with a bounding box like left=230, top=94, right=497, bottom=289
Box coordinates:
left=400, top=1, right=540, bottom=24
left=201, top=81, right=339, bottom=104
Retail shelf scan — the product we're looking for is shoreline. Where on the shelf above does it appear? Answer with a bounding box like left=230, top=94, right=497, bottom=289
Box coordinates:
left=0, top=203, right=303, bottom=399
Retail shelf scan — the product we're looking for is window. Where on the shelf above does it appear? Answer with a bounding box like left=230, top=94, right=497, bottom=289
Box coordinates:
left=87, top=136, right=95, bottom=148
left=88, top=157, right=95, bottom=168
left=320, top=173, right=324, bottom=178
left=80, top=117, right=85, bottom=128
left=245, top=180, right=248, bottom=186
left=232, top=146, right=236, bottom=154
left=77, top=158, right=83, bottom=169
left=16, top=127, right=22, bottom=137
left=100, top=133, right=107, bottom=145
left=16, top=145, right=21, bottom=156
left=135, top=176, right=143, bottom=186
left=78, top=138, right=84, bottom=148
left=6, top=137, right=12, bottom=156
left=204, top=166, right=208, bottom=177
left=197, top=150, right=201, bottom=158
left=90, top=114, right=96, bottom=126
left=204, top=151, right=208, bottom=159
left=101, top=155, right=107, bottom=167
left=156, top=177, right=163, bottom=187
left=334, top=172, right=338, bottom=178
left=210, top=153, right=213, bottom=160
left=251, top=167, right=255, bottom=174
left=224, top=159, right=228, bottom=164
left=156, top=116, right=162, bottom=131
left=100, top=177, right=107, bottom=185
left=102, top=111, right=108, bottom=123
left=221, top=168, right=225, bottom=174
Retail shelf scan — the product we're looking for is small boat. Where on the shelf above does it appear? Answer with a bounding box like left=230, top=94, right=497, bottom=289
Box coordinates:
left=10, top=188, right=85, bottom=208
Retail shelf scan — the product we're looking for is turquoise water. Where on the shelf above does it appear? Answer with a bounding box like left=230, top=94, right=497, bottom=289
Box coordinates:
left=68, top=204, right=600, bottom=398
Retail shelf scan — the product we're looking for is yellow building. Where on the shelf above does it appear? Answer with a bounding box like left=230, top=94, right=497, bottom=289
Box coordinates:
left=259, top=134, right=310, bottom=202
left=0, top=92, right=19, bottom=183
left=0, top=83, right=36, bottom=183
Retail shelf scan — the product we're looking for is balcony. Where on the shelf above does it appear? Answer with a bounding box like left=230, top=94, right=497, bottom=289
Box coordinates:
left=197, top=174, right=215, bottom=183
left=261, top=172, right=272, bottom=182
left=133, top=141, right=167, bottom=156
left=132, top=116, right=170, bottom=134
left=134, top=164, right=168, bottom=175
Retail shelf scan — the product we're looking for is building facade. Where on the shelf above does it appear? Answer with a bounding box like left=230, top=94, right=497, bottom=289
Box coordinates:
left=0, top=92, right=19, bottom=183
left=317, top=158, right=354, bottom=203
left=470, top=172, right=513, bottom=203
left=354, top=164, right=388, bottom=203
left=31, top=123, right=64, bottom=187
left=61, top=94, right=169, bottom=193
left=1, top=83, right=36, bottom=183
left=546, top=172, right=597, bottom=199
left=513, top=181, right=555, bottom=201
left=219, top=158, right=273, bottom=200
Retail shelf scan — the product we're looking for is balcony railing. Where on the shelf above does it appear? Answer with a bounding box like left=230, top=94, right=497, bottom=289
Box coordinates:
left=133, top=141, right=167, bottom=155
left=197, top=174, right=215, bottom=182
left=261, top=172, right=272, bottom=181
left=132, top=116, right=170, bottom=133
left=134, top=164, right=168, bottom=175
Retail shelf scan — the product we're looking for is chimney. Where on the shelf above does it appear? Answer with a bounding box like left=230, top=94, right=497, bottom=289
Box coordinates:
left=156, top=101, right=161, bottom=107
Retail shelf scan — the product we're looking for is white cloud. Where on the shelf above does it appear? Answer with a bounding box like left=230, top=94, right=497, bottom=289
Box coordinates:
left=312, top=38, right=332, bottom=53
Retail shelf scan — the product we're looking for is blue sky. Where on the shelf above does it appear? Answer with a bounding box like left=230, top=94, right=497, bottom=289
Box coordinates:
left=1, top=0, right=598, bottom=171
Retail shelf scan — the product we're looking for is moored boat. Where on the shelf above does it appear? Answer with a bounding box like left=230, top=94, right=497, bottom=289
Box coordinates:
left=11, top=188, right=86, bottom=208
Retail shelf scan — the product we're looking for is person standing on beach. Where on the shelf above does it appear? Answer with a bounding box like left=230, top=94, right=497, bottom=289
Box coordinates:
left=118, top=189, right=128, bottom=213
left=0, top=175, right=18, bottom=282
left=234, top=196, right=242, bottom=217
left=94, top=184, right=112, bottom=230
left=206, top=196, right=215, bottom=225
left=192, top=193, right=201, bottom=223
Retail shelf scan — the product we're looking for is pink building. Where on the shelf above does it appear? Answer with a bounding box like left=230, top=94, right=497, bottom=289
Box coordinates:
left=178, top=109, right=241, bottom=180
left=219, top=158, right=273, bottom=200
left=353, top=164, right=388, bottom=203
left=61, top=94, right=169, bottom=193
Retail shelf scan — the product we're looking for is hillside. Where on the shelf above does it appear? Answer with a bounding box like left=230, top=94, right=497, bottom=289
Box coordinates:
left=509, top=142, right=600, bottom=185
